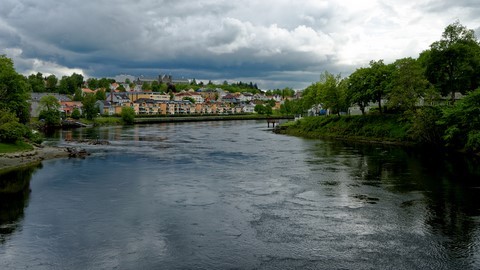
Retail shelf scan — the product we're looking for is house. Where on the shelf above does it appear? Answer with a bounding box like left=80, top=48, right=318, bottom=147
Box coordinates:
left=60, top=101, right=83, bottom=116
left=222, top=94, right=239, bottom=104
left=105, top=92, right=131, bottom=105
left=242, top=103, right=255, bottom=113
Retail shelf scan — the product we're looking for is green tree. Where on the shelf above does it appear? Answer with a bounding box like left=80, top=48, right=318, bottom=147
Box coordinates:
left=423, top=21, right=480, bottom=102
left=0, top=55, right=31, bottom=124
left=82, top=94, right=98, bottom=120
left=45, top=74, right=58, bottom=92
left=71, top=108, right=81, bottom=120
left=87, top=78, right=99, bottom=89
left=317, top=71, right=347, bottom=115
left=73, top=88, right=83, bottom=101
left=254, top=104, right=266, bottom=114
left=0, top=109, right=28, bottom=143
left=117, top=84, right=126, bottom=92
left=28, top=72, right=46, bottom=93
left=440, top=88, right=480, bottom=152
left=121, top=106, right=135, bottom=124
left=367, top=60, right=394, bottom=113
left=183, top=97, right=196, bottom=103
left=347, top=67, right=374, bottom=115
left=95, top=89, right=106, bottom=101
left=142, top=82, right=151, bottom=91
left=38, top=95, right=61, bottom=127
left=387, top=58, right=431, bottom=112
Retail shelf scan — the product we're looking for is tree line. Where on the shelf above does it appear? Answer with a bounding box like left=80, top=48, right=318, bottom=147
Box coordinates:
left=281, top=21, right=480, bottom=116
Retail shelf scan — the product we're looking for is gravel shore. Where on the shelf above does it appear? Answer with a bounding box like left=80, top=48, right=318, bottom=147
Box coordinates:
left=0, top=146, right=70, bottom=172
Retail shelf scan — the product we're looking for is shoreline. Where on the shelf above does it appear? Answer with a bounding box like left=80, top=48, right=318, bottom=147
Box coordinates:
left=0, top=146, right=70, bottom=173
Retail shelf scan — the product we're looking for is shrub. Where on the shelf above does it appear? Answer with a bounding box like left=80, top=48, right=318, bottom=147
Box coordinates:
left=121, top=107, right=135, bottom=124
left=0, top=122, right=28, bottom=143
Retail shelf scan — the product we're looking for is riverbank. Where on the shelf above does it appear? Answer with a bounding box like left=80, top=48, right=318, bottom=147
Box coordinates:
left=0, top=145, right=70, bottom=173
left=275, top=115, right=413, bottom=144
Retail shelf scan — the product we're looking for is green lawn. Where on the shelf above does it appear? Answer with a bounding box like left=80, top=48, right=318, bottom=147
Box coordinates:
left=0, top=141, right=34, bottom=154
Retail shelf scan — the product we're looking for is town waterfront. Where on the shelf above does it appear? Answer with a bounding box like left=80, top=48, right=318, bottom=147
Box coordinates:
left=1, top=120, right=480, bottom=269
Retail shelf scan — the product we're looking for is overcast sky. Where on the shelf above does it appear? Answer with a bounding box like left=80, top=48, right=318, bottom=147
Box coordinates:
left=1, top=0, right=479, bottom=90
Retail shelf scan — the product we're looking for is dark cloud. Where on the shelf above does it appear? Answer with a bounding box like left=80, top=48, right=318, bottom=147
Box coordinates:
left=1, top=0, right=479, bottom=89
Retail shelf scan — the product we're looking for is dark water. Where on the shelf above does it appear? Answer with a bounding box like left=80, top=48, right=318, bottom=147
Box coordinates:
left=1, top=121, right=480, bottom=269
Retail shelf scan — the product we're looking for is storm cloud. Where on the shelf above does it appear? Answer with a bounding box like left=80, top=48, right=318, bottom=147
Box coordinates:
left=1, top=0, right=479, bottom=89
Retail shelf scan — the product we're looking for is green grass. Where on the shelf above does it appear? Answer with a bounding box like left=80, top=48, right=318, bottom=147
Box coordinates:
left=280, top=114, right=413, bottom=143
left=0, top=141, right=34, bottom=154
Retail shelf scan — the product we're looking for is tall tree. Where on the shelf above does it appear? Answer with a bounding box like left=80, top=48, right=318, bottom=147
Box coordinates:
left=0, top=55, right=31, bottom=123
left=45, top=74, right=58, bottom=92
left=423, top=21, right=480, bottom=102
left=367, top=60, right=394, bottom=114
left=82, top=94, right=98, bottom=120
left=318, top=71, right=347, bottom=115
left=347, top=67, right=373, bottom=115
left=38, top=95, right=61, bottom=127
left=28, top=72, right=46, bottom=93
left=387, top=58, right=431, bottom=112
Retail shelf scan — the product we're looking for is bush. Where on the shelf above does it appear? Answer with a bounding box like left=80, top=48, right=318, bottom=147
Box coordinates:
left=71, top=108, right=81, bottom=120
left=121, top=107, right=135, bottom=124
left=0, top=122, right=28, bottom=143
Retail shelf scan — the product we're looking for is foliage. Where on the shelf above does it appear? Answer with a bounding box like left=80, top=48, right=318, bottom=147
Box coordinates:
left=0, top=122, right=28, bottom=143
left=58, top=73, right=84, bottom=95
left=387, top=58, right=430, bottom=112
left=283, top=115, right=410, bottom=142
left=27, top=72, right=46, bottom=93
left=71, top=108, right=81, bottom=120
left=367, top=60, right=394, bottom=113
left=0, top=55, right=31, bottom=124
left=439, top=88, right=480, bottom=152
left=422, top=21, right=480, bottom=102
left=121, top=106, right=135, bottom=124
left=73, top=88, right=83, bottom=101
left=38, top=109, right=61, bottom=127
left=45, top=74, right=58, bottom=92
left=183, top=97, right=196, bottom=103
left=95, top=89, right=106, bottom=101
left=409, top=106, right=444, bottom=145
left=82, top=94, right=99, bottom=120
left=254, top=104, right=267, bottom=115
left=347, top=67, right=371, bottom=115
left=39, top=95, right=61, bottom=112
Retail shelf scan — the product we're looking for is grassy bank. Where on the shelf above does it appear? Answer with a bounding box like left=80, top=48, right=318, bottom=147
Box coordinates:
left=0, top=141, right=34, bottom=154
left=277, top=115, right=413, bottom=144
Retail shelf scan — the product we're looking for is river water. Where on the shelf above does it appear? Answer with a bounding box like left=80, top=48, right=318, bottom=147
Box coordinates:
left=1, top=120, right=480, bottom=269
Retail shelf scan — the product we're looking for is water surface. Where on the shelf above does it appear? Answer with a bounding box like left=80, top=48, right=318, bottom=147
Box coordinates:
left=1, top=121, right=480, bottom=269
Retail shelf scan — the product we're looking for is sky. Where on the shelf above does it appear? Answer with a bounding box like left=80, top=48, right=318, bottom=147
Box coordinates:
left=1, top=0, right=479, bottom=90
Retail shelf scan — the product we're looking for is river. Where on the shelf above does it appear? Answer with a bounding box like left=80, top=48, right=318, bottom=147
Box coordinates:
left=1, top=120, right=480, bottom=269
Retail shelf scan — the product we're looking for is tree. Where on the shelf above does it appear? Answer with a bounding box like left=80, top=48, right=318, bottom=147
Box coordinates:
left=117, top=84, right=126, bottom=92
left=73, top=88, right=83, bottom=101
left=423, top=21, right=480, bottom=102
left=87, top=78, right=99, bottom=89
left=317, top=71, right=347, bottom=115
left=121, top=106, right=135, bottom=124
left=183, top=97, right=196, bottom=103
left=38, top=95, right=61, bottom=127
left=142, top=82, right=151, bottom=91
left=440, top=88, right=480, bottom=152
left=71, top=108, right=81, bottom=120
left=82, top=94, right=98, bottom=120
left=254, top=104, right=266, bottom=114
left=0, top=55, right=31, bottom=124
left=387, top=58, right=431, bottom=112
left=45, top=74, right=58, bottom=92
left=28, top=72, right=46, bottom=93
left=0, top=109, right=28, bottom=143
left=367, top=60, right=394, bottom=113
left=347, top=67, right=373, bottom=115
left=95, top=89, right=106, bottom=101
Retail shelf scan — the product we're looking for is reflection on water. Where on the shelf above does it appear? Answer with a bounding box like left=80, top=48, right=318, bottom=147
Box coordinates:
left=0, top=164, right=41, bottom=243
left=1, top=122, right=480, bottom=269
